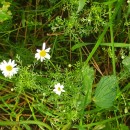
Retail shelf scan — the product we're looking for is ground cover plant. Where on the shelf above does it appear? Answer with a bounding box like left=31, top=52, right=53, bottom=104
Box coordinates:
left=0, top=0, right=130, bottom=129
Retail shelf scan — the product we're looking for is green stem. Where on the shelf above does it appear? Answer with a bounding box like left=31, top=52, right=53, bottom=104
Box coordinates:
left=109, top=2, right=116, bottom=75
left=49, top=60, right=57, bottom=70
left=0, top=120, right=52, bottom=130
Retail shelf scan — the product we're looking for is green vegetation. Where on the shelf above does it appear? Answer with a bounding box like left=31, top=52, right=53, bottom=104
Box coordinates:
left=0, top=0, right=130, bottom=129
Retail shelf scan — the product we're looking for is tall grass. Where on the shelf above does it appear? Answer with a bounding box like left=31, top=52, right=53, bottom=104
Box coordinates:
left=0, top=0, right=130, bottom=129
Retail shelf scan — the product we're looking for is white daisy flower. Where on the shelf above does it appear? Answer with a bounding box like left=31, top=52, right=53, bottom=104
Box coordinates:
left=35, top=42, right=51, bottom=62
left=0, top=59, right=18, bottom=78
left=127, top=0, right=130, bottom=4
left=53, top=83, right=65, bottom=95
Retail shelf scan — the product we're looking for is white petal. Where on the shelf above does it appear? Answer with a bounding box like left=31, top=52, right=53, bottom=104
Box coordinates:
left=58, top=83, right=61, bottom=86
left=40, top=57, right=45, bottom=62
left=53, top=89, right=57, bottom=92
left=57, top=91, right=61, bottom=95
left=10, top=61, right=17, bottom=67
left=45, top=53, right=50, bottom=59
left=0, top=64, right=3, bottom=70
left=42, top=43, right=46, bottom=50
left=60, top=85, right=64, bottom=89
left=62, top=90, right=65, bottom=92
left=53, top=89, right=61, bottom=95
left=11, top=60, right=15, bottom=65
left=45, top=48, right=51, bottom=52
left=12, top=68, right=18, bottom=74
left=3, top=60, right=7, bottom=64
left=8, top=59, right=11, bottom=64
left=54, top=83, right=60, bottom=88
left=35, top=53, right=40, bottom=59
left=54, top=85, right=57, bottom=89
left=0, top=64, right=5, bottom=71
left=36, top=49, right=41, bottom=52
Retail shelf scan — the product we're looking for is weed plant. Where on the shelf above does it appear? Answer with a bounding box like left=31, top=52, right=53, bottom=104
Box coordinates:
left=0, top=0, right=130, bottom=130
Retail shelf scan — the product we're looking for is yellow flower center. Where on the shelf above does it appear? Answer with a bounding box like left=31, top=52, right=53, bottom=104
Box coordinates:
left=58, top=87, right=61, bottom=91
left=6, top=65, right=13, bottom=71
left=40, top=50, right=46, bottom=57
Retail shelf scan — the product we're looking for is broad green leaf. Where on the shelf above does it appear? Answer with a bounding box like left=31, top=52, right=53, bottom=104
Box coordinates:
left=77, top=0, right=86, bottom=13
left=93, top=75, right=118, bottom=109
